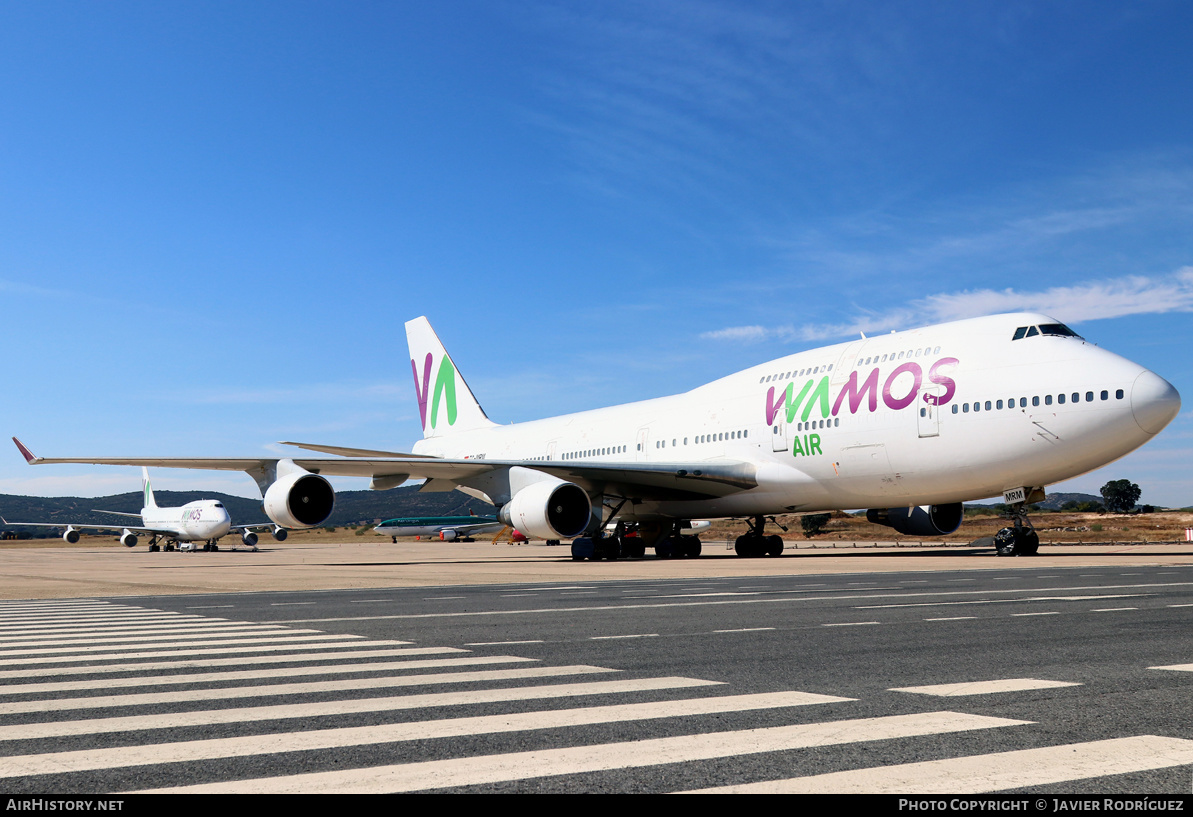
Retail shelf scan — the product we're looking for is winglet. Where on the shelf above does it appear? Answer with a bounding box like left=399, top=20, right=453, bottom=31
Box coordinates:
left=12, top=438, right=40, bottom=464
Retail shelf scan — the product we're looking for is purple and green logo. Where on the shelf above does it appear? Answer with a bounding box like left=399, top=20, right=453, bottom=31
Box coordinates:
left=765, top=357, right=959, bottom=427
left=412, top=354, right=459, bottom=430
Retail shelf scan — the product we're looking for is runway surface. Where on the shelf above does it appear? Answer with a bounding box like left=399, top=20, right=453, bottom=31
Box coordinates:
left=4, top=563, right=1193, bottom=793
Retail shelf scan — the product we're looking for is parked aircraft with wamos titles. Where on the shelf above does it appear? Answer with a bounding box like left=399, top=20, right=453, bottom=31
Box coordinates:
left=2, top=467, right=287, bottom=551
left=12, top=312, right=1180, bottom=558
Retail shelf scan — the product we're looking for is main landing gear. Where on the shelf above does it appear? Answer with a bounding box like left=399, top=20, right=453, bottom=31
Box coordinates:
left=569, top=519, right=704, bottom=560
left=734, top=515, right=784, bottom=557
left=654, top=522, right=702, bottom=559
left=994, top=503, right=1039, bottom=557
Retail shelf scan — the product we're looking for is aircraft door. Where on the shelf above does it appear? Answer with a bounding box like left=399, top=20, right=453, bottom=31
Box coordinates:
left=636, top=428, right=650, bottom=461
left=771, top=419, right=789, bottom=452
left=918, top=386, right=941, bottom=438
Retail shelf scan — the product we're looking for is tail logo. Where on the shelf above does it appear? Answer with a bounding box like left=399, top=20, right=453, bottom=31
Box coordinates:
left=412, top=353, right=458, bottom=430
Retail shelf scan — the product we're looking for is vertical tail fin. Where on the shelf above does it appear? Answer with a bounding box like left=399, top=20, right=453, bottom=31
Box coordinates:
left=142, top=467, right=157, bottom=510
left=405, top=317, right=496, bottom=439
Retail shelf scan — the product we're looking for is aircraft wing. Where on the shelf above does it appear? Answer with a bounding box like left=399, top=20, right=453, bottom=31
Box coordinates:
left=14, top=437, right=757, bottom=501
left=0, top=518, right=164, bottom=535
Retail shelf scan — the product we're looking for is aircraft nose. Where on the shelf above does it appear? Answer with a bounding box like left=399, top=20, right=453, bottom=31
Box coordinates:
left=1131, top=370, right=1181, bottom=435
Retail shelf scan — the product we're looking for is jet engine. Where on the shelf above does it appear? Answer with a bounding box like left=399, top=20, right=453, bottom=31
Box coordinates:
left=439, top=529, right=458, bottom=541
left=272, top=526, right=288, bottom=542
left=499, top=479, right=591, bottom=541
left=867, top=503, right=963, bottom=537
left=120, top=530, right=139, bottom=548
left=263, top=471, right=335, bottom=529
left=241, top=531, right=259, bottom=547
left=62, top=527, right=80, bottom=544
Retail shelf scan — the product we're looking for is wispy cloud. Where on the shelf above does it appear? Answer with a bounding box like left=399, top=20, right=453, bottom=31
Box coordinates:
left=703, top=267, right=1193, bottom=343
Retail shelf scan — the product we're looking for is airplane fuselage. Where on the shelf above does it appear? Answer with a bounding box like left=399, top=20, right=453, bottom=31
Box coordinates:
left=142, top=500, right=232, bottom=542
left=373, top=516, right=502, bottom=538
left=411, top=313, right=1179, bottom=521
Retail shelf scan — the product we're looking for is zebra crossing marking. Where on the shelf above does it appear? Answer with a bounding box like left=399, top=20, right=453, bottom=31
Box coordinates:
left=684, top=735, right=1193, bottom=793
left=140, top=711, right=1028, bottom=793
left=0, top=677, right=728, bottom=741
left=890, top=678, right=1081, bottom=696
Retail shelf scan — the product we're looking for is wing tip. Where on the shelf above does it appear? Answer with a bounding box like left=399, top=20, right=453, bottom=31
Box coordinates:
left=12, top=437, right=39, bottom=464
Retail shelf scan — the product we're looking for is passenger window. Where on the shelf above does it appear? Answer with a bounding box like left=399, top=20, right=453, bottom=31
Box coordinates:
left=996, top=400, right=1003, bottom=409
left=1032, top=396, right=1040, bottom=407
left=1072, top=392, right=1079, bottom=403
left=1058, top=394, right=1065, bottom=404
left=1101, top=390, right=1108, bottom=401
left=952, top=405, right=959, bottom=414
left=963, top=404, right=969, bottom=413
left=1086, top=391, right=1094, bottom=402
left=1116, top=389, right=1124, bottom=399
left=1045, top=395, right=1052, bottom=405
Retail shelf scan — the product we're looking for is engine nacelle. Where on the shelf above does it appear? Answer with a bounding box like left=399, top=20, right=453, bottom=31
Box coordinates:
left=62, top=527, right=80, bottom=544
left=241, top=531, right=259, bottom=547
left=499, top=480, right=591, bottom=541
left=867, top=503, right=963, bottom=537
left=439, top=529, right=458, bottom=541
left=272, top=526, right=288, bottom=542
left=120, top=530, right=139, bottom=548
left=263, top=471, right=335, bottom=529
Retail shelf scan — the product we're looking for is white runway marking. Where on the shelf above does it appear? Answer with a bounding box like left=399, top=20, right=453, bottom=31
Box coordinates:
left=0, top=646, right=454, bottom=679
left=0, top=677, right=729, bottom=741
left=685, top=736, right=1193, bottom=793
left=0, top=655, right=538, bottom=695
left=142, top=711, right=1026, bottom=793
left=0, top=626, right=312, bottom=648
left=0, top=638, right=386, bottom=666
left=0, top=691, right=839, bottom=777
left=891, top=678, right=1081, bottom=696
left=0, top=664, right=619, bottom=714
left=0, top=632, right=360, bottom=658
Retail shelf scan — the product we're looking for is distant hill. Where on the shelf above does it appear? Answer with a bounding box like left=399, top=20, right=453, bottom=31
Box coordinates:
left=0, top=485, right=495, bottom=533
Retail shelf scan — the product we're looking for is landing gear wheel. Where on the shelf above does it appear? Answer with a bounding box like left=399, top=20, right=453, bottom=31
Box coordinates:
left=735, top=534, right=764, bottom=557
left=994, top=527, right=1018, bottom=556
left=765, top=535, right=784, bottom=557
left=995, top=527, right=1039, bottom=556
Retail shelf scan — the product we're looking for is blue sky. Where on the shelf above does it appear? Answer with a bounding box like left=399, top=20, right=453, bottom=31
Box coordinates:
left=2, top=1, right=1191, bottom=507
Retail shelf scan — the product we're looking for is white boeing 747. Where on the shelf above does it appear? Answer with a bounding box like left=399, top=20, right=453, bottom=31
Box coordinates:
left=2, top=467, right=286, bottom=551
left=12, top=312, right=1180, bottom=558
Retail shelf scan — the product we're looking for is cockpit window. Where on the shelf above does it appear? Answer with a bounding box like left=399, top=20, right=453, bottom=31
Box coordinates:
left=1013, top=323, right=1083, bottom=341
left=1038, top=323, right=1081, bottom=338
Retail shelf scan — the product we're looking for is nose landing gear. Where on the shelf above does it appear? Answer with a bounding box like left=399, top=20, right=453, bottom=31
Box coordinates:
left=994, top=502, right=1039, bottom=556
